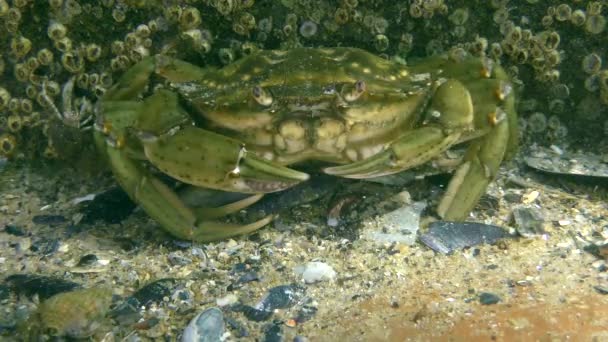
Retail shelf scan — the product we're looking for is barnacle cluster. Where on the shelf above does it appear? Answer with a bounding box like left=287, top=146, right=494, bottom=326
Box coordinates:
left=0, top=0, right=607, bottom=160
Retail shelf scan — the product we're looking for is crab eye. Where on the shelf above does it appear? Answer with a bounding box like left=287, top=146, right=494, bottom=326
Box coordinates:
left=341, top=80, right=366, bottom=102
left=252, top=85, right=273, bottom=106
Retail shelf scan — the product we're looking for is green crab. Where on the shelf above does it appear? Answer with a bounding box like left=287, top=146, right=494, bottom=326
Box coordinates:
left=94, top=47, right=517, bottom=242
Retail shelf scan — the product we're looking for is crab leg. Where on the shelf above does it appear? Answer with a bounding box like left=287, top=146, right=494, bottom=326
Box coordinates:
left=96, top=137, right=273, bottom=241
left=324, top=79, right=474, bottom=178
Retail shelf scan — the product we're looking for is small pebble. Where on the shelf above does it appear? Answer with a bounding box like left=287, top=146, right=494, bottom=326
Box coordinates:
left=32, top=214, right=67, bottom=226
left=216, top=294, right=238, bottom=307
left=294, top=262, right=336, bottom=283
left=77, top=254, right=99, bottom=267
left=479, top=292, right=501, bottom=305
left=262, top=322, right=283, bottom=342
left=512, top=206, right=546, bottom=237
left=4, top=224, right=26, bottom=236
left=593, top=285, right=608, bottom=295
left=131, top=278, right=179, bottom=307
left=168, top=251, right=193, bottom=266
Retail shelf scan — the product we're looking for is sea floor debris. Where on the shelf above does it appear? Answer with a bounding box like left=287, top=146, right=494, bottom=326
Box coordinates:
left=1, top=157, right=608, bottom=340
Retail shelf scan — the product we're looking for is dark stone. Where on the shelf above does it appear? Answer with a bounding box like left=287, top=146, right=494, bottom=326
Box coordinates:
left=80, top=186, right=136, bottom=224
left=419, top=221, right=514, bottom=254
left=4, top=274, right=80, bottom=300
left=29, top=238, right=61, bottom=256
left=0, top=284, right=10, bottom=300
left=77, top=254, right=99, bottom=267
left=262, top=321, right=283, bottom=342
left=257, top=285, right=305, bottom=311
left=32, top=215, right=66, bottom=226
left=593, top=285, right=608, bottom=295
left=225, top=316, right=249, bottom=337
left=109, top=296, right=142, bottom=325
left=239, top=305, right=273, bottom=322
left=512, top=206, right=546, bottom=237
left=4, top=225, right=26, bottom=236
left=131, top=278, right=179, bottom=308
left=295, top=304, right=318, bottom=323
left=237, top=272, right=260, bottom=284
left=479, top=292, right=501, bottom=305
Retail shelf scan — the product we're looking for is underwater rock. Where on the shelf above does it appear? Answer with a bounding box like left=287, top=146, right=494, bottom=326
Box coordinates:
left=419, top=221, right=514, bottom=254
left=76, top=254, right=99, bottom=267
left=235, top=285, right=306, bottom=322
left=29, top=237, right=61, bottom=256
left=167, top=251, right=193, bottom=266
left=181, top=307, right=225, bottom=342
left=4, top=274, right=81, bottom=300
left=593, top=285, right=608, bottom=295
left=0, top=284, right=9, bottom=300
left=294, top=262, right=336, bottom=283
left=32, top=214, right=67, bottom=226
left=512, top=205, right=546, bottom=237
left=131, top=278, right=180, bottom=308
left=4, top=224, right=27, bottom=236
left=79, top=186, right=136, bottom=224
left=365, top=201, right=426, bottom=245
left=479, top=292, right=501, bottom=305
left=34, top=286, right=113, bottom=338
left=262, top=321, right=283, bottom=342
left=256, top=285, right=306, bottom=312
left=295, top=303, right=318, bottom=323
left=108, top=296, right=142, bottom=326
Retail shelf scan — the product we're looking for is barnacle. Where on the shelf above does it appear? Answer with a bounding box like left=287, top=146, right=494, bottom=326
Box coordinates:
left=85, top=43, right=102, bottom=62
left=555, top=4, right=571, bottom=22
left=112, top=7, right=126, bottom=22
left=61, top=52, right=85, bottom=73
left=334, top=7, right=349, bottom=25
left=570, top=9, right=586, bottom=26
left=449, top=8, right=469, bottom=26
left=0, top=133, right=17, bottom=157
left=587, top=1, right=603, bottom=17
left=10, top=36, right=32, bottom=59
left=299, top=20, right=318, bottom=38
left=218, top=48, right=234, bottom=65
left=373, top=34, right=389, bottom=52
left=47, top=21, right=67, bottom=41
left=528, top=112, right=547, bottom=133
left=7, top=114, right=22, bottom=132
left=36, top=48, right=54, bottom=65
left=582, top=53, right=602, bottom=74
left=180, top=7, right=202, bottom=30
left=585, top=15, right=606, bottom=34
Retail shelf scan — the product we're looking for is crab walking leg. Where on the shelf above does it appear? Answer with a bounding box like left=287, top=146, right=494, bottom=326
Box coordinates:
left=192, top=194, right=265, bottom=219
left=325, top=79, right=475, bottom=178
left=436, top=114, right=510, bottom=220
left=95, top=133, right=274, bottom=242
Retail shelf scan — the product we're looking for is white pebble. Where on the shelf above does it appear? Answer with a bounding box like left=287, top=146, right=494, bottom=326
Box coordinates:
left=294, top=261, right=336, bottom=283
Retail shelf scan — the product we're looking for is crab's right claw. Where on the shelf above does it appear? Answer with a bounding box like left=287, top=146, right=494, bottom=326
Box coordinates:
left=98, top=141, right=274, bottom=242
left=134, top=90, right=309, bottom=194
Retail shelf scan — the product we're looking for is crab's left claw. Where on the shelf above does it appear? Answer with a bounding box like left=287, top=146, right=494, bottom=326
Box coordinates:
left=324, top=79, right=474, bottom=178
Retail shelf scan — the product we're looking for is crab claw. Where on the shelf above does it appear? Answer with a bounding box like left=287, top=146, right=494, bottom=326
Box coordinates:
left=141, top=126, right=309, bottom=194
left=325, top=79, right=474, bottom=178
left=99, top=143, right=274, bottom=242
